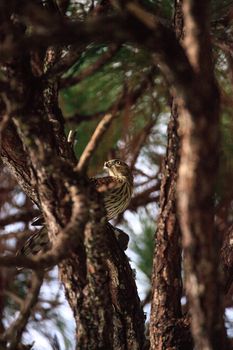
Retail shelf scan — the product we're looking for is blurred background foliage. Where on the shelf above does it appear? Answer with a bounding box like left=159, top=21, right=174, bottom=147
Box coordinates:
left=1, top=0, right=233, bottom=348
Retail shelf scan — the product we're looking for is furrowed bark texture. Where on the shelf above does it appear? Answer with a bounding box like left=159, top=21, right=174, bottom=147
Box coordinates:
left=2, top=100, right=145, bottom=350
left=177, top=1, right=228, bottom=349
left=1, top=82, right=145, bottom=350
left=0, top=31, right=145, bottom=350
left=59, top=220, right=145, bottom=350
left=150, top=101, right=191, bottom=350
left=0, top=240, right=6, bottom=349
left=0, top=1, right=231, bottom=349
left=150, top=3, right=192, bottom=349
left=221, top=224, right=233, bottom=293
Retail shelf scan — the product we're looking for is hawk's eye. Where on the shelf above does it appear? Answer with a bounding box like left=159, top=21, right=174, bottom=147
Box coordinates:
left=115, top=160, right=121, bottom=166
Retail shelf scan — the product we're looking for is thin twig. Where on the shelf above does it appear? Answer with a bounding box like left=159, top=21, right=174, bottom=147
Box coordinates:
left=128, top=184, right=160, bottom=211
left=77, top=113, right=117, bottom=172
left=130, top=119, right=155, bottom=170
left=60, top=44, right=120, bottom=89
left=141, top=290, right=151, bottom=308
left=0, top=254, right=51, bottom=270
left=4, top=290, right=24, bottom=307
left=66, top=66, right=156, bottom=126
left=0, top=184, right=89, bottom=270
left=76, top=66, right=156, bottom=172
left=0, top=209, right=39, bottom=228
left=0, top=230, right=30, bottom=241
left=67, top=129, right=77, bottom=146
left=65, top=111, right=103, bottom=125
left=1, top=271, right=44, bottom=349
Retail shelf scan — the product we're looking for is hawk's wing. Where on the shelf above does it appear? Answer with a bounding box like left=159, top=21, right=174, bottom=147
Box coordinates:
left=31, top=216, right=45, bottom=226
left=31, top=177, right=122, bottom=227
left=90, top=176, right=123, bottom=193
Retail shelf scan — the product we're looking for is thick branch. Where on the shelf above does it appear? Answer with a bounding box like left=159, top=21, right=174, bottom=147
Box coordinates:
left=0, top=7, right=198, bottom=110
left=1, top=122, right=38, bottom=205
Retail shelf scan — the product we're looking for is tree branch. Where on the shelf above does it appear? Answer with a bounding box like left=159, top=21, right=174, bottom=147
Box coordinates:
left=0, top=271, right=44, bottom=349
left=0, top=7, right=197, bottom=108
left=0, top=210, right=39, bottom=228
left=77, top=113, right=117, bottom=172
left=66, top=65, right=156, bottom=126
left=60, top=44, right=120, bottom=89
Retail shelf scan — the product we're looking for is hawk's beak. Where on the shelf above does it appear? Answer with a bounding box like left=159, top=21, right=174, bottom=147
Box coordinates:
left=104, top=161, right=109, bottom=170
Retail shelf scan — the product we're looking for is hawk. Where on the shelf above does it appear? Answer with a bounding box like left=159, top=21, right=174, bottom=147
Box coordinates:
left=18, top=159, right=133, bottom=257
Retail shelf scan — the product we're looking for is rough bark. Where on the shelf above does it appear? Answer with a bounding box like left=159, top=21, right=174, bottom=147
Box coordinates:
left=1, top=90, right=145, bottom=350
left=150, top=101, right=191, bottom=350
left=0, top=6, right=144, bottom=348
left=177, top=1, right=228, bottom=349
left=0, top=239, right=6, bottom=350
left=150, top=3, right=192, bottom=349
left=0, top=31, right=145, bottom=350
left=0, top=1, right=231, bottom=348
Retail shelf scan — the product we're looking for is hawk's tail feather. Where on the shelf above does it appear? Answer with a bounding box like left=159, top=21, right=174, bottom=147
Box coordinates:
left=17, top=227, right=50, bottom=258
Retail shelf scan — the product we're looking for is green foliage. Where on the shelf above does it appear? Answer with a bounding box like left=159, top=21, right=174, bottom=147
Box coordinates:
left=60, top=44, right=168, bottom=170
left=61, top=46, right=151, bottom=116
left=217, top=110, right=233, bottom=204
left=211, top=0, right=233, bottom=20
left=214, top=50, right=233, bottom=205
left=140, top=0, right=174, bottom=19
left=5, top=0, right=233, bottom=347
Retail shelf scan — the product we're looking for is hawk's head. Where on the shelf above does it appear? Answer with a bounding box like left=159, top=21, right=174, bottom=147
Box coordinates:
left=104, top=159, right=132, bottom=182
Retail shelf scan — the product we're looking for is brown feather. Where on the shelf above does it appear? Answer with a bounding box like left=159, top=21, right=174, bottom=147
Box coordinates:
left=18, top=159, right=133, bottom=257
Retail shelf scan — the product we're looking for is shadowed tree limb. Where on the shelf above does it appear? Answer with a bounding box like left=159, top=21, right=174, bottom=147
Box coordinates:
left=149, top=3, right=190, bottom=346
left=0, top=210, right=39, bottom=228
left=1, top=1, right=230, bottom=348
left=60, top=44, right=120, bottom=89
left=149, top=100, right=188, bottom=350
left=0, top=11, right=146, bottom=346
left=0, top=6, right=195, bottom=104
left=176, top=1, right=228, bottom=349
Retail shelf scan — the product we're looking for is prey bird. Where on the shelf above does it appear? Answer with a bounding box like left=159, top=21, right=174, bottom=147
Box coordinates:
left=18, top=159, right=133, bottom=257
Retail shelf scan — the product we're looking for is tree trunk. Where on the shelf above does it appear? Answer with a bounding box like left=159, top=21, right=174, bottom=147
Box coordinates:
left=1, top=51, right=145, bottom=349
left=150, top=100, right=192, bottom=350
left=150, top=3, right=192, bottom=349
left=177, top=1, right=229, bottom=349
